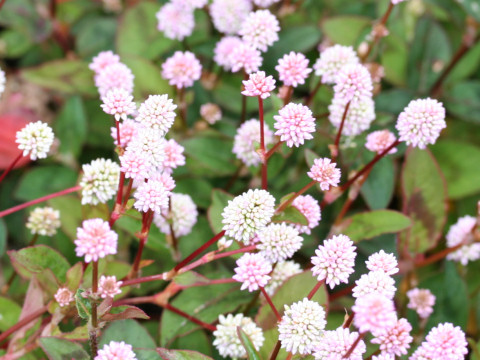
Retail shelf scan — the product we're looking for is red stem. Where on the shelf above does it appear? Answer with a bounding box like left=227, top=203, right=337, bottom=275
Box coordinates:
left=259, top=96, right=268, bottom=190
left=260, top=287, right=282, bottom=322
left=307, top=280, right=324, bottom=300
left=269, top=340, right=282, bottom=360
left=121, top=273, right=166, bottom=287
left=276, top=180, right=316, bottom=214
left=115, top=172, right=126, bottom=206
left=265, top=140, right=284, bottom=160
left=415, top=242, right=467, bottom=267
left=343, top=312, right=354, bottom=329
left=332, top=101, right=350, bottom=163
left=122, top=179, right=134, bottom=207
left=343, top=332, right=365, bottom=358
left=163, top=303, right=216, bottom=331
left=174, top=230, right=226, bottom=272
left=0, top=152, right=23, bottom=184
left=305, top=80, right=322, bottom=107
left=0, top=304, right=48, bottom=343
left=115, top=120, right=121, bottom=146
left=0, top=185, right=81, bottom=218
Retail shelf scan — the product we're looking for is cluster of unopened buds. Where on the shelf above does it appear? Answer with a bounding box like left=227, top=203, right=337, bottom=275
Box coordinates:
left=0, top=0, right=478, bottom=358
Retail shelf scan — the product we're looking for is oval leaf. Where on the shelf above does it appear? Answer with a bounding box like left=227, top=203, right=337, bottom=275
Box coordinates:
left=39, top=337, right=89, bottom=360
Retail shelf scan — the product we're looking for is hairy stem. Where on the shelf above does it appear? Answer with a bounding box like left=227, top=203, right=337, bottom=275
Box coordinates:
left=0, top=185, right=82, bottom=218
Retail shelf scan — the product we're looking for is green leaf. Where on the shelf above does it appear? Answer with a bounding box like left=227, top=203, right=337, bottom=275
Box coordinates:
left=54, top=96, right=87, bottom=157
left=446, top=42, right=480, bottom=84
left=399, top=148, right=447, bottom=254
left=75, top=17, right=117, bottom=59
left=407, top=18, right=451, bottom=93
left=322, top=16, right=370, bottom=46
left=75, top=289, right=91, bottom=320
left=117, top=2, right=174, bottom=59
left=122, top=56, right=173, bottom=100
left=47, top=196, right=82, bottom=239
left=431, top=140, right=480, bottom=199
left=0, top=297, right=21, bottom=331
left=173, top=271, right=209, bottom=287
left=271, top=206, right=308, bottom=226
left=39, top=337, right=89, bottom=360
left=66, top=263, right=84, bottom=291
left=256, top=271, right=327, bottom=330
left=101, top=305, right=150, bottom=321
left=339, top=210, right=411, bottom=242
left=0, top=29, right=33, bottom=57
left=207, top=189, right=234, bottom=233
left=0, top=218, right=6, bottom=256
left=381, top=34, right=408, bottom=86
left=457, top=0, right=480, bottom=21
left=22, top=60, right=97, bottom=96
left=304, top=149, right=319, bottom=168
left=238, top=327, right=263, bottom=360
left=445, top=81, right=480, bottom=123
left=15, top=166, right=78, bottom=202
left=100, top=319, right=157, bottom=349
left=157, top=348, right=213, bottom=360
left=182, top=132, right=238, bottom=177
left=8, top=245, right=70, bottom=282
left=360, top=156, right=395, bottom=210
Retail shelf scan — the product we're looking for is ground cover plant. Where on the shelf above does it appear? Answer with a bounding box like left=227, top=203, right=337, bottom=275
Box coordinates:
left=0, top=0, right=480, bottom=359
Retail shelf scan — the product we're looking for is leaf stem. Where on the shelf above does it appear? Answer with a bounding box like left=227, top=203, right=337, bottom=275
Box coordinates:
left=0, top=152, right=23, bottom=184
left=163, top=303, right=217, bottom=331
left=259, top=96, right=267, bottom=190
left=331, top=101, right=350, bottom=163
left=0, top=304, right=49, bottom=344
left=90, top=261, right=99, bottom=358
left=275, top=180, right=316, bottom=214
left=343, top=332, right=365, bottom=358
left=307, top=279, right=324, bottom=300
left=260, top=287, right=282, bottom=322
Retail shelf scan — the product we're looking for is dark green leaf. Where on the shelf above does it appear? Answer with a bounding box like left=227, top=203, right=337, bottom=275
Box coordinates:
left=322, top=16, right=370, bottom=46
left=0, top=297, right=21, bottom=331
left=207, top=189, right=234, bottom=233
left=39, top=337, right=89, bottom=360
left=75, top=17, right=117, bottom=59
left=399, top=148, right=447, bottom=254
left=457, top=0, right=480, bottom=21
left=238, top=327, right=263, bottom=360
left=271, top=206, right=308, bottom=226
left=22, top=60, right=97, bottom=96
left=101, top=305, right=150, bottom=321
left=445, top=81, right=480, bottom=123
left=75, top=289, right=91, bottom=320
left=0, top=218, right=6, bottom=256
left=339, top=210, right=411, bottom=242
left=54, top=96, right=88, bottom=157
left=8, top=245, right=70, bottom=282
left=100, top=319, right=157, bottom=348
left=157, top=348, right=213, bottom=360
left=360, top=157, right=395, bottom=210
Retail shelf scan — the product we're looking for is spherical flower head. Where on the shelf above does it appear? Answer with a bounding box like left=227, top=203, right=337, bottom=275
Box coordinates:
left=366, top=250, right=399, bottom=275
left=446, top=215, right=479, bottom=265
left=133, top=179, right=170, bottom=214
left=333, top=64, right=373, bottom=104
left=80, top=158, right=120, bottom=205
left=292, top=195, right=321, bottom=235
left=239, top=10, right=280, bottom=52
left=26, top=207, right=61, bottom=236
left=365, top=130, right=398, bottom=154
left=242, top=71, right=276, bottom=99
left=275, top=52, right=312, bottom=87
left=136, top=94, right=177, bottom=134
left=410, top=323, right=468, bottom=360
left=54, top=287, right=74, bottom=307
left=313, top=327, right=366, bottom=360
left=233, top=252, right=272, bottom=292
left=149, top=171, right=176, bottom=192
left=371, top=318, right=413, bottom=356
left=126, top=128, right=165, bottom=168
left=314, top=45, right=360, bottom=84
left=120, top=149, right=151, bottom=181
left=101, top=88, right=136, bottom=121
left=159, top=139, right=185, bottom=174
left=210, top=0, right=252, bottom=35
left=257, top=223, right=303, bottom=263
left=98, top=275, right=123, bottom=298
left=213, top=314, right=264, bottom=358
left=253, top=0, right=281, bottom=7
left=372, top=355, right=394, bottom=360
left=110, top=118, right=140, bottom=147
left=95, top=341, right=137, bottom=360
left=95, top=63, right=134, bottom=97
left=162, top=51, right=202, bottom=89
left=233, top=119, right=274, bottom=167
left=16, top=121, right=54, bottom=160
left=153, top=193, right=198, bottom=237
left=395, top=98, right=446, bottom=149
left=311, top=234, right=356, bottom=289
left=307, top=158, right=341, bottom=191
left=214, top=36, right=244, bottom=71
left=328, top=95, right=375, bottom=136
left=200, top=103, right=222, bottom=124
left=156, top=2, right=194, bottom=41
left=172, top=0, right=207, bottom=9
left=274, top=103, right=315, bottom=147
left=0, top=67, right=6, bottom=97
left=264, top=261, right=302, bottom=296
left=231, top=42, right=263, bottom=74
left=278, top=298, right=326, bottom=355
left=222, top=189, right=276, bottom=244
left=89, top=51, right=120, bottom=74
left=74, top=218, right=118, bottom=263
left=406, top=288, right=436, bottom=319
left=353, top=270, right=396, bottom=299
left=352, top=294, right=397, bottom=334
